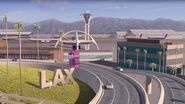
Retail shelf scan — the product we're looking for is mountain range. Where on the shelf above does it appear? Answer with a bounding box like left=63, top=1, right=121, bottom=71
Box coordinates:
left=1, top=17, right=185, bottom=34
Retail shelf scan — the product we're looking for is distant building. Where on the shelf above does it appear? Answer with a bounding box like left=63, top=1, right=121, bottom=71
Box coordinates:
left=111, top=32, right=126, bottom=38
left=113, top=29, right=184, bottom=39
left=0, top=29, right=31, bottom=39
left=29, top=34, right=59, bottom=42
left=117, top=37, right=184, bottom=74
left=0, top=40, right=63, bottom=61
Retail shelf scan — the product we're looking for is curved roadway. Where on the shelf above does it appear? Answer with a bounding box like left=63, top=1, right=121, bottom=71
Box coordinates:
left=78, top=63, right=145, bottom=104
left=5, top=61, right=146, bottom=104
left=151, top=73, right=185, bottom=104
left=89, top=61, right=185, bottom=104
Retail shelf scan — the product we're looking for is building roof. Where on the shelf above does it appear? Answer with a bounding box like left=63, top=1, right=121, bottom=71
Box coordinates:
left=124, top=37, right=184, bottom=44
left=0, top=40, right=60, bottom=49
left=125, top=29, right=183, bottom=39
left=30, top=34, right=59, bottom=38
left=0, top=29, right=31, bottom=35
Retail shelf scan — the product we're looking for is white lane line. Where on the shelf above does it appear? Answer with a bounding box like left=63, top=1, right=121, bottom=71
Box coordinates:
left=114, top=77, right=130, bottom=104
left=174, top=81, right=185, bottom=96
left=163, top=78, right=175, bottom=104
left=168, top=77, right=185, bottom=102
left=110, top=87, right=116, bottom=104
left=75, top=66, right=105, bottom=104
left=95, top=69, right=130, bottom=104
left=82, top=64, right=130, bottom=104
left=97, top=86, right=104, bottom=104
left=122, top=73, right=149, bottom=104
left=84, top=66, right=116, bottom=104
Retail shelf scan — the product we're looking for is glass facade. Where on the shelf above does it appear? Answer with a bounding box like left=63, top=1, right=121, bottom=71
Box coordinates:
left=118, top=45, right=166, bottom=71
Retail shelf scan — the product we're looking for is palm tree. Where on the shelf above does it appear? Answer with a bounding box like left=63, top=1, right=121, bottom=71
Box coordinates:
left=171, top=67, right=177, bottom=75
left=175, top=47, right=180, bottom=76
left=143, top=49, right=147, bottom=70
left=127, top=59, right=133, bottom=68
left=33, top=23, right=41, bottom=73
left=162, top=44, right=166, bottom=73
left=14, top=22, right=24, bottom=96
left=135, top=49, right=140, bottom=70
left=123, top=46, right=127, bottom=66
left=3, top=15, right=9, bottom=74
left=149, top=63, right=157, bottom=72
left=58, top=29, right=64, bottom=69
left=181, top=65, right=185, bottom=76
left=157, top=51, right=162, bottom=72
left=117, top=47, right=120, bottom=65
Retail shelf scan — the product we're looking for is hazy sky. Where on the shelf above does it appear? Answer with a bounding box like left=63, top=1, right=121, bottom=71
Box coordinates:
left=0, top=1, right=185, bottom=23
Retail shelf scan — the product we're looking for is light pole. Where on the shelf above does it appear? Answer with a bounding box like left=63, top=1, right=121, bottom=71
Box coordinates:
left=117, top=47, right=120, bottom=66
left=59, top=29, right=64, bottom=69
left=81, top=10, right=92, bottom=50
left=3, top=15, right=9, bottom=74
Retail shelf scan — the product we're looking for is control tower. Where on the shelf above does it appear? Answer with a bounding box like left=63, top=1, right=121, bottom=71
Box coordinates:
left=81, top=10, right=92, bottom=50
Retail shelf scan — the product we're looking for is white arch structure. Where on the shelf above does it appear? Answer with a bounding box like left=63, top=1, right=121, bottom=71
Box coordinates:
left=55, top=30, right=99, bottom=50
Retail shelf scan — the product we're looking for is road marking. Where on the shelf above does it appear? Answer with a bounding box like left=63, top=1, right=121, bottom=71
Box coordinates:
left=112, top=77, right=130, bottom=104
left=110, top=87, right=116, bottom=104
left=162, top=78, right=175, bottom=104
left=80, top=64, right=130, bottom=104
left=166, top=77, right=185, bottom=103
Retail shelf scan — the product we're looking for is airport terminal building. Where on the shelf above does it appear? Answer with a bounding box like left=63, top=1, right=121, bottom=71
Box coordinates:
left=0, top=40, right=63, bottom=61
left=117, top=37, right=184, bottom=73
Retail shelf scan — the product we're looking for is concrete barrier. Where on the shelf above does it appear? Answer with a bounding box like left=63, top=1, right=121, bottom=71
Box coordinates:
left=123, top=73, right=150, bottom=104
left=73, top=68, right=104, bottom=104
left=83, top=62, right=149, bottom=104
left=150, top=75, right=165, bottom=104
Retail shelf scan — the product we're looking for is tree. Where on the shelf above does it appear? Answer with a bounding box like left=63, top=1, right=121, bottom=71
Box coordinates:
left=170, top=67, right=177, bottom=76
left=123, top=46, right=127, bottom=65
left=14, top=21, right=24, bottom=96
left=33, top=23, right=41, bottom=73
left=117, top=47, right=120, bottom=65
left=58, top=29, right=64, bottom=69
left=127, top=59, right=133, bottom=68
left=143, top=49, right=147, bottom=70
left=3, top=15, right=9, bottom=74
left=181, top=65, right=185, bottom=76
left=162, top=44, right=166, bottom=73
left=135, top=49, right=140, bottom=70
left=175, top=47, right=180, bottom=76
left=149, top=63, right=157, bottom=72
left=157, top=51, right=162, bottom=72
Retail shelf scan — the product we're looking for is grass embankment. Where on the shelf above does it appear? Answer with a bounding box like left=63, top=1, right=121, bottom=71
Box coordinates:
left=0, top=66, right=95, bottom=104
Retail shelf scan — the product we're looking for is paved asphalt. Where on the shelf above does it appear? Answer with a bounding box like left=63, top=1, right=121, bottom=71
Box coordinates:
left=5, top=60, right=185, bottom=104
left=79, top=63, right=145, bottom=104
left=15, top=61, right=146, bottom=104
left=118, top=69, right=185, bottom=104
left=88, top=61, right=185, bottom=104
left=157, top=74, right=185, bottom=104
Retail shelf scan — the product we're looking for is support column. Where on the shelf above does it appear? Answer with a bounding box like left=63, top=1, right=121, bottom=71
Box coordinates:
left=85, top=24, right=89, bottom=50
left=146, top=75, right=152, bottom=94
left=87, top=23, right=90, bottom=50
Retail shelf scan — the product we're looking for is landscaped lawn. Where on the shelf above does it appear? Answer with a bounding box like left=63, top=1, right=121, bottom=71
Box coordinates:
left=0, top=65, right=95, bottom=104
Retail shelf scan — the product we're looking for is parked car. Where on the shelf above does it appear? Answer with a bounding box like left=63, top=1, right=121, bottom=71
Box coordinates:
left=105, top=82, right=114, bottom=90
left=116, top=67, right=123, bottom=71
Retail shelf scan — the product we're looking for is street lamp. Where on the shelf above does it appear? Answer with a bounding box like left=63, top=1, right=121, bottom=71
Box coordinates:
left=117, top=47, right=120, bottom=66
